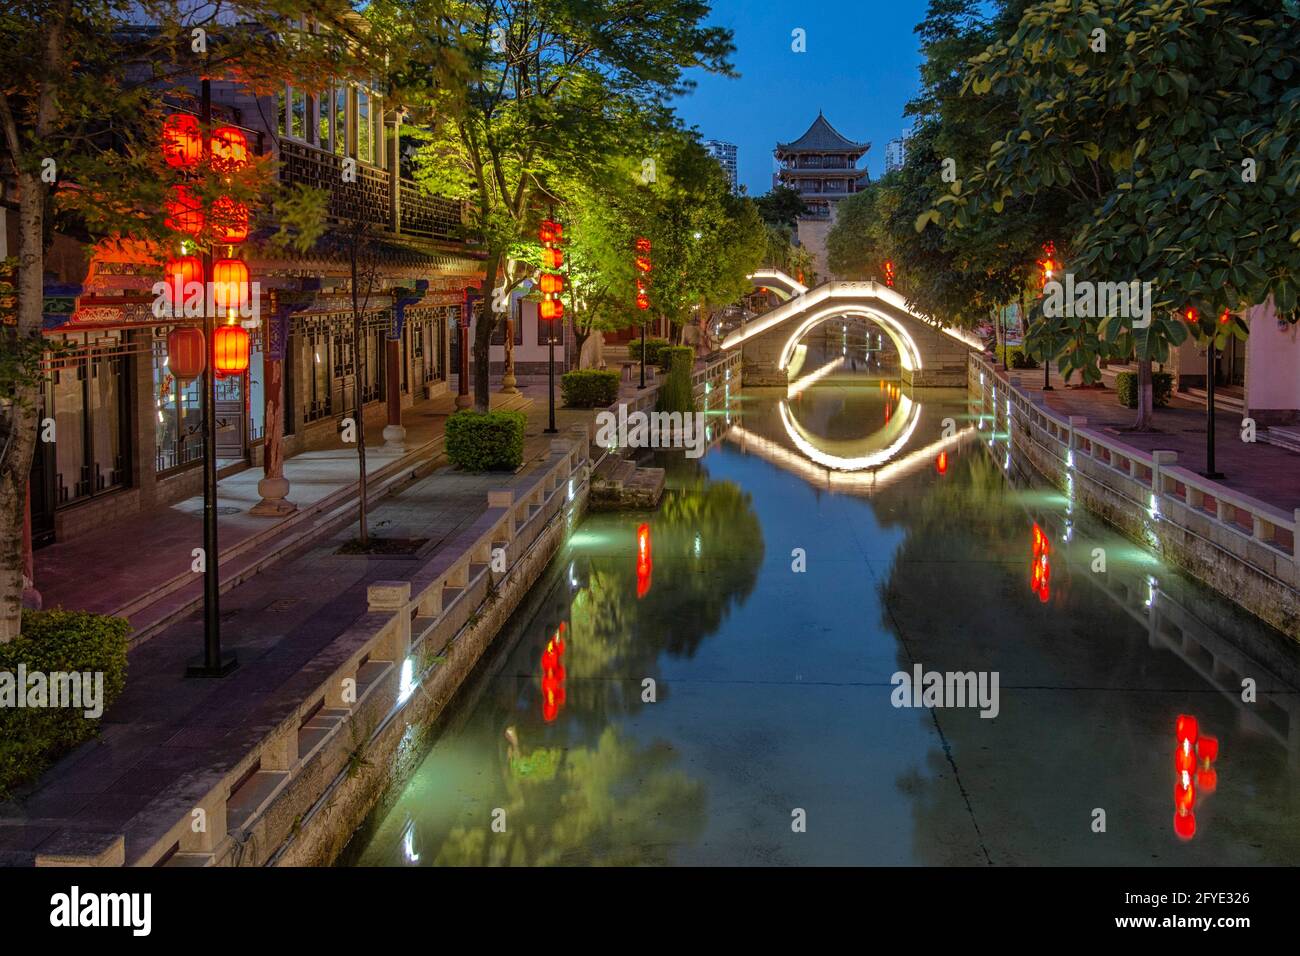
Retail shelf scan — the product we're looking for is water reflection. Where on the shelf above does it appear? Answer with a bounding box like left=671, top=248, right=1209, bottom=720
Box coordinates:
left=345, top=369, right=1300, bottom=866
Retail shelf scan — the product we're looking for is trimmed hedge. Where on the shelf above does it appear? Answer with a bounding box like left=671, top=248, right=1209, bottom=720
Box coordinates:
left=656, top=346, right=696, bottom=414
left=0, top=610, right=130, bottom=797
left=561, top=369, right=620, bottom=408
left=626, top=337, right=672, bottom=370
left=445, top=410, right=526, bottom=471
left=1115, top=370, right=1173, bottom=409
left=996, top=345, right=1039, bottom=369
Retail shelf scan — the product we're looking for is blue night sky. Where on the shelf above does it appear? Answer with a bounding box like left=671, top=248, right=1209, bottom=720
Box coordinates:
left=673, top=0, right=933, bottom=195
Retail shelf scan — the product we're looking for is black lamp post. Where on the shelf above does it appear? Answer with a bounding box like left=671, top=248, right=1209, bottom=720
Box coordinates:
left=1202, top=342, right=1224, bottom=479
left=638, top=320, right=647, bottom=390
left=187, top=77, right=237, bottom=677
left=544, top=322, right=558, bottom=434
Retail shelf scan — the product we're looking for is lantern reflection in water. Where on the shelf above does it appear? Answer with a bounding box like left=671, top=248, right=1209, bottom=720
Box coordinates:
left=636, top=523, right=652, bottom=599
left=1171, top=714, right=1220, bottom=841
left=541, top=623, right=567, bottom=723
left=1030, top=522, right=1051, bottom=603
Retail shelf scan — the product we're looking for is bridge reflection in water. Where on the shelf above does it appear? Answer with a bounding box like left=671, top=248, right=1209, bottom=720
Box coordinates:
left=342, top=362, right=1300, bottom=867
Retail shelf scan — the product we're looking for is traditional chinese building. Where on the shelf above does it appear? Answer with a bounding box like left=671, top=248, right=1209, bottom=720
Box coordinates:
left=773, top=112, right=870, bottom=278
left=15, top=39, right=492, bottom=549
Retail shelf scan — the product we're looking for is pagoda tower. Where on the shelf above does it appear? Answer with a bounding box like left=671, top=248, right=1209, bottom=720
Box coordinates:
left=773, top=112, right=870, bottom=278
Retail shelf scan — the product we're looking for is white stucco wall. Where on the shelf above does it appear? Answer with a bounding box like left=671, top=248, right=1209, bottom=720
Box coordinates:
left=1245, top=298, right=1300, bottom=418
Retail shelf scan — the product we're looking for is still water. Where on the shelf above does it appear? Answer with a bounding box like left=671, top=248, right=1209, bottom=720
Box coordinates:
left=343, top=367, right=1300, bottom=866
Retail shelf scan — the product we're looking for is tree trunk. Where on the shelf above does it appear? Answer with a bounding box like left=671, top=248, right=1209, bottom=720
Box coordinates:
left=1133, top=358, right=1154, bottom=431
left=572, top=325, right=590, bottom=369
left=0, top=172, right=46, bottom=642
left=473, top=252, right=502, bottom=412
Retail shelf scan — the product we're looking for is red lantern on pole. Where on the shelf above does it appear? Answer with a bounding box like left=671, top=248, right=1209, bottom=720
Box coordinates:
left=163, top=255, right=203, bottom=311
left=539, top=273, right=564, bottom=296
left=539, top=297, right=564, bottom=321
left=212, top=258, right=250, bottom=311
left=210, top=126, right=250, bottom=173
left=213, top=324, right=250, bottom=378
left=162, top=114, right=203, bottom=169
left=166, top=326, right=206, bottom=382
left=539, top=219, right=562, bottom=244
left=211, top=196, right=249, bottom=244
left=165, top=185, right=205, bottom=236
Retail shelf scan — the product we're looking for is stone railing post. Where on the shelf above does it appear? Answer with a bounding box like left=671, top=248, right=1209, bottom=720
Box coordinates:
left=368, top=581, right=412, bottom=663
left=1151, top=450, right=1177, bottom=507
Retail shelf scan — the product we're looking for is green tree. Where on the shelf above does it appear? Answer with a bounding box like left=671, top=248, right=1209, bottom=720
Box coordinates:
left=407, top=0, right=734, bottom=410
left=954, top=0, right=1300, bottom=427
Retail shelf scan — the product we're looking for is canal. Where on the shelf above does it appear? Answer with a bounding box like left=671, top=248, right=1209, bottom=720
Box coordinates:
left=341, top=364, right=1300, bottom=866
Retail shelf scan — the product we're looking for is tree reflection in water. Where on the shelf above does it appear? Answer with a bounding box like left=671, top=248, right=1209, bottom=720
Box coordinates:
left=379, top=457, right=764, bottom=867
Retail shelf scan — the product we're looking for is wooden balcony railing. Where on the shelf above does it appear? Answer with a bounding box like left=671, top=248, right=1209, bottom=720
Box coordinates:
left=279, top=140, right=467, bottom=245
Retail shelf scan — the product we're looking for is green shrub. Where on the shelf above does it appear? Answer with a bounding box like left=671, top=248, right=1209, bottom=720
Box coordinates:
left=996, top=345, right=1039, bottom=369
left=1115, top=370, right=1173, bottom=409
left=445, top=410, right=526, bottom=471
left=561, top=369, right=620, bottom=408
left=656, top=346, right=696, bottom=414
left=0, top=610, right=130, bottom=797
left=626, top=337, right=672, bottom=369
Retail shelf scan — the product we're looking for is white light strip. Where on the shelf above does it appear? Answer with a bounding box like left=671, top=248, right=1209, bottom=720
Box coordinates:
left=723, top=280, right=984, bottom=352
left=727, top=422, right=978, bottom=488
left=786, top=356, right=845, bottom=398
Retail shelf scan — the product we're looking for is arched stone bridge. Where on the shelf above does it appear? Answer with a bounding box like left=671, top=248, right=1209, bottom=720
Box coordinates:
left=724, top=271, right=983, bottom=387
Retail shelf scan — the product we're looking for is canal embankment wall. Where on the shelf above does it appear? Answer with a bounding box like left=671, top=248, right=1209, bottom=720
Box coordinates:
left=970, top=354, right=1298, bottom=639
left=104, top=354, right=740, bottom=868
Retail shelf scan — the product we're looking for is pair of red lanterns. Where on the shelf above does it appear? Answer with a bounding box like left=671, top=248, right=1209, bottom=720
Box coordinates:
left=162, top=114, right=251, bottom=243
left=538, top=219, right=565, bottom=321
left=635, top=237, right=651, bottom=311
left=161, top=112, right=252, bottom=379
left=165, top=323, right=251, bottom=382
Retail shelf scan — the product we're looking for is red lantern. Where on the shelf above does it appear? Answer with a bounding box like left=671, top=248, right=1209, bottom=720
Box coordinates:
left=935, top=451, right=948, bottom=475
left=163, top=255, right=203, bottom=311
left=1174, top=775, right=1196, bottom=815
left=1175, top=739, right=1196, bottom=773
left=211, top=196, right=249, bottom=244
left=212, top=258, right=250, bottom=311
left=166, top=326, right=206, bottom=382
left=635, top=256, right=652, bottom=274
left=636, top=292, right=649, bottom=311
left=635, top=237, right=651, bottom=254
left=1175, top=714, right=1198, bottom=748
left=165, top=185, right=205, bottom=236
left=213, top=324, right=250, bottom=377
left=162, top=114, right=202, bottom=169
left=210, top=126, right=250, bottom=173
left=539, top=219, right=562, bottom=244
left=1195, top=735, right=1218, bottom=765
left=539, top=297, right=564, bottom=321
left=538, top=273, right=564, bottom=295
left=543, top=247, right=563, bottom=269
left=1173, top=810, right=1196, bottom=841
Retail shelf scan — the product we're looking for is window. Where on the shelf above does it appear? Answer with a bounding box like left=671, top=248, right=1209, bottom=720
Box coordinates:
left=153, top=334, right=203, bottom=473
left=48, top=334, right=131, bottom=503
left=305, top=323, right=333, bottom=423
left=291, top=88, right=307, bottom=140
left=536, top=307, right=565, bottom=346
left=491, top=297, right=525, bottom=345
left=357, top=89, right=371, bottom=164
left=334, top=86, right=348, bottom=156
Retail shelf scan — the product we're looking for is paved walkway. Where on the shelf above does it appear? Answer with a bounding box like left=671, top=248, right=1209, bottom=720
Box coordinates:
left=997, top=364, right=1300, bottom=513
left=0, top=377, right=638, bottom=864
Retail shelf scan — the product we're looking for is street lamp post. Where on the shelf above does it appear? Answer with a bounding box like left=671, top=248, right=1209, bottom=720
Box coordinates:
left=1202, top=344, right=1224, bottom=479
left=187, top=77, right=236, bottom=677
left=638, top=321, right=647, bottom=390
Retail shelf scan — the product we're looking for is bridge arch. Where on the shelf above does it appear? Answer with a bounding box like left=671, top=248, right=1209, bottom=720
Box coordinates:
left=725, top=272, right=982, bottom=387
